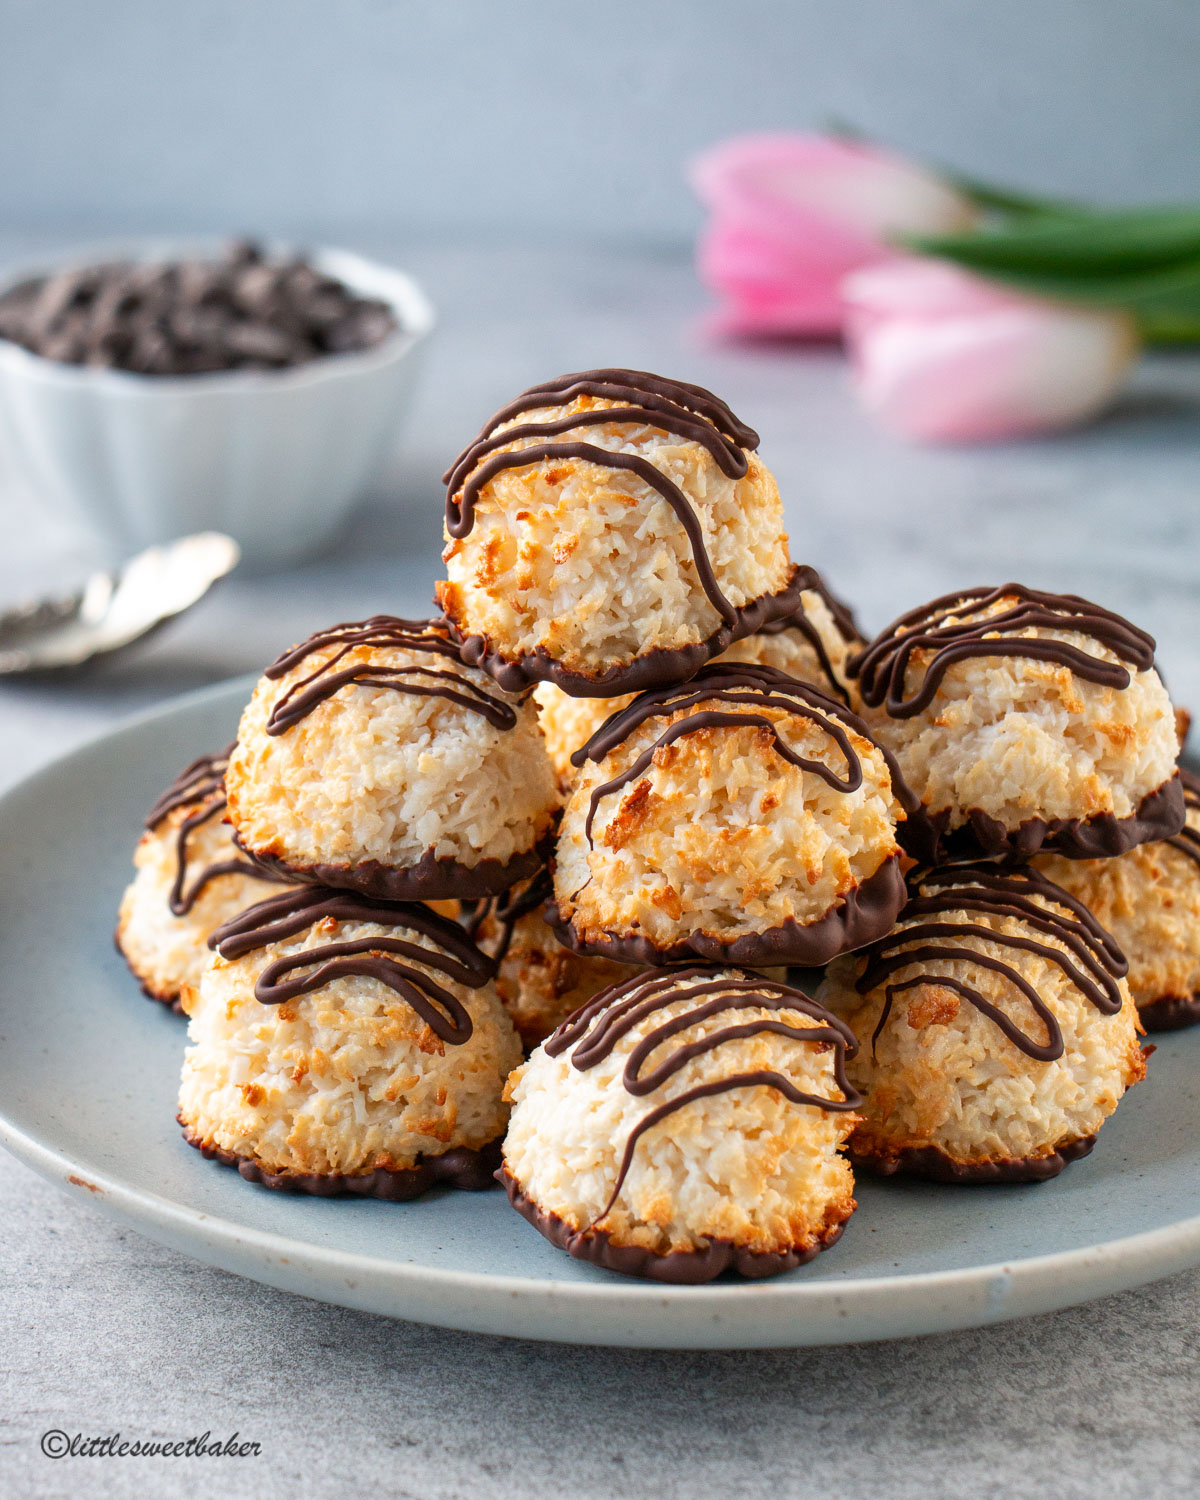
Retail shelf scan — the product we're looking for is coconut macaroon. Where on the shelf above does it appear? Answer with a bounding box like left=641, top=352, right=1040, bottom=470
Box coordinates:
left=849, top=583, right=1183, bottom=863
left=436, top=368, right=805, bottom=696
left=499, top=966, right=861, bottom=1282
left=178, top=886, right=522, bottom=1197
left=533, top=565, right=864, bottom=783
left=551, top=662, right=912, bottom=968
left=462, top=871, right=634, bottom=1050
left=225, top=616, right=559, bottom=901
left=1035, top=768, right=1200, bottom=1031
left=818, top=863, right=1146, bottom=1183
left=116, top=747, right=282, bottom=1012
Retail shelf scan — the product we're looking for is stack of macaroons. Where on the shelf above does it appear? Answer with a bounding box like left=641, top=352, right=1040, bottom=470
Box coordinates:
left=120, top=612, right=560, bottom=1199
left=112, top=365, right=1196, bottom=1280
left=809, top=580, right=1190, bottom=1183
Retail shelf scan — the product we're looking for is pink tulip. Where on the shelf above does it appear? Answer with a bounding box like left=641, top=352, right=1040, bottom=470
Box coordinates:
left=689, top=133, right=975, bottom=337
left=841, top=258, right=1139, bottom=442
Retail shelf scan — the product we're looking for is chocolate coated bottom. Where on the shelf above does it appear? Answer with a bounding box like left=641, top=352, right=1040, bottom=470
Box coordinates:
left=235, top=830, right=554, bottom=903
left=497, top=1166, right=849, bottom=1283
left=901, top=775, right=1185, bottom=865
left=547, top=853, right=906, bottom=969
left=448, top=565, right=812, bottom=698
left=1140, top=992, right=1200, bottom=1032
left=182, top=1121, right=503, bottom=1199
left=849, top=1132, right=1098, bottom=1185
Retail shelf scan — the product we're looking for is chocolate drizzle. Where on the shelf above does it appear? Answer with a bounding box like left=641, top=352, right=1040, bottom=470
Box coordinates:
left=543, top=967, right=860, bottom=1227
left=461, top=868, right=554, bottom=963
left=209, top=886, right=496, bottom=1044
left=855, top=864, right=1127, bottom=1062
left=570, top=661, right=919, bottom=846
left=757, top=567, right=862, bottom=705
left=851, top=583, right=1157, bottom=719
left=262, top=616, right=518, bottom=735
left=146, top=746, right=274, bottom=916
left=443, top=369, right=759, bottom=626
left=1165, top=767, right=1200, bottom=871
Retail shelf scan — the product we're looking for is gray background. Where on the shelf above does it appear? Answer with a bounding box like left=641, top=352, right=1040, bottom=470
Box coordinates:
left=2, top=0, right=1199, bottom=244
left=1, top=3, right=1200, bottom=1496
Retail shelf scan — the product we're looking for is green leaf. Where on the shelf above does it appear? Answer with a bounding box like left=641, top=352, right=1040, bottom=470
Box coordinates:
left=903, top=207, right=1200, bottom=276
left=1137, top=313, right=1200, bottom=345
left=816, top=132, right=1200, bottom=341
left=898, top=249, right=1200, bottom=343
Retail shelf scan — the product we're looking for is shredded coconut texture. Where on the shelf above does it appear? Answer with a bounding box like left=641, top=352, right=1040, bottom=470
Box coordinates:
left=226, top=637, right=559, bottom=874
left=818, top=888, right=1145, bottom=1168
left=856, top=595, right=1179, bottom=830
left=117, top=806, right=279, bottom=1001
left=1036, top=816, right=1200, bottom=1013
left=437, top=394, right=794, bottom=675
left=554, top=699, right=905, bottom=950
left=178, top=914, right=522, bottom=1177
left=502, top=973, right=857, bottom=1256
left=472, top=899, right=636, bottom=1051
left=534, top=584, right=860, bottom=783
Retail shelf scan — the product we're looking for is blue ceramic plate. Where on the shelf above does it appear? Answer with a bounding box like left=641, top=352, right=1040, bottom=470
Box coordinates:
left=1, top=678, right=1197, bottom=1348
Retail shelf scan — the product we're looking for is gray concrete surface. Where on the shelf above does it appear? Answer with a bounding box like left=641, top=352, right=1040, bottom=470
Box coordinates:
left=1, top=239, right=1198, bottom=1497
left=1, top=1154, right=1198, bottom=1500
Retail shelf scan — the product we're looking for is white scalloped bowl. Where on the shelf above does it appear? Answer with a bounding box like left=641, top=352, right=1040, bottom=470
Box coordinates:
left=0, top=241, right=436, bottom=569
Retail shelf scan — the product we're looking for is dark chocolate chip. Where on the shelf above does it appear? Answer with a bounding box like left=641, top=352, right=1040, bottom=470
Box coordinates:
left=0, top=242, right=399, bottom=374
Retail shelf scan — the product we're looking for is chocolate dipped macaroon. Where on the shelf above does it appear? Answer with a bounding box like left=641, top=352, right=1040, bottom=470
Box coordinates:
left=533, top=564, right=865, bottom=784
left=499, top=966, right=861, bottom=1282
left=437, top=368, right=804, bottom=696
left=225, top=617, right=559, bottom=901
left=849, top=584, right=1183, bottom=863
left=178, top=886, right=522, bottom=1197
left=461, top=871, right=635, bottom=1051
left=550, top=663, right=912, bottom=968
left=116, top=747, right=283, bottom=1011
left=818, top=863, right=1145, bottom=1183
left=1034, top=767, right=1200, bottom=1031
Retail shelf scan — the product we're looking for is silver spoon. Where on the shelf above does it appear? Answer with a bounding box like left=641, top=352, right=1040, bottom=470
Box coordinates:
left=0, top=532, right=240, bottom=675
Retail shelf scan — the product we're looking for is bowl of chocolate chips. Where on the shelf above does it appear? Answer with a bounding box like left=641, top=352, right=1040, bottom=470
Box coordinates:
left=0, top=240, right=434, bottom=568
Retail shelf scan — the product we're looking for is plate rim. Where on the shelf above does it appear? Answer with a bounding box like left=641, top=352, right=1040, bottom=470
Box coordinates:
left=2, top=674, right=1199, bottom=1348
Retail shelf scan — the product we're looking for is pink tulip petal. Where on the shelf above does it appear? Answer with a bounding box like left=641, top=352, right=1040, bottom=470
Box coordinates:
left=842, top=260, right=1139, bottom=442
left=690, top=134, right=973, bottom=241
left=696, top=221, right=852, bottom=335
left=689, top=133, right=975, bottom=340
